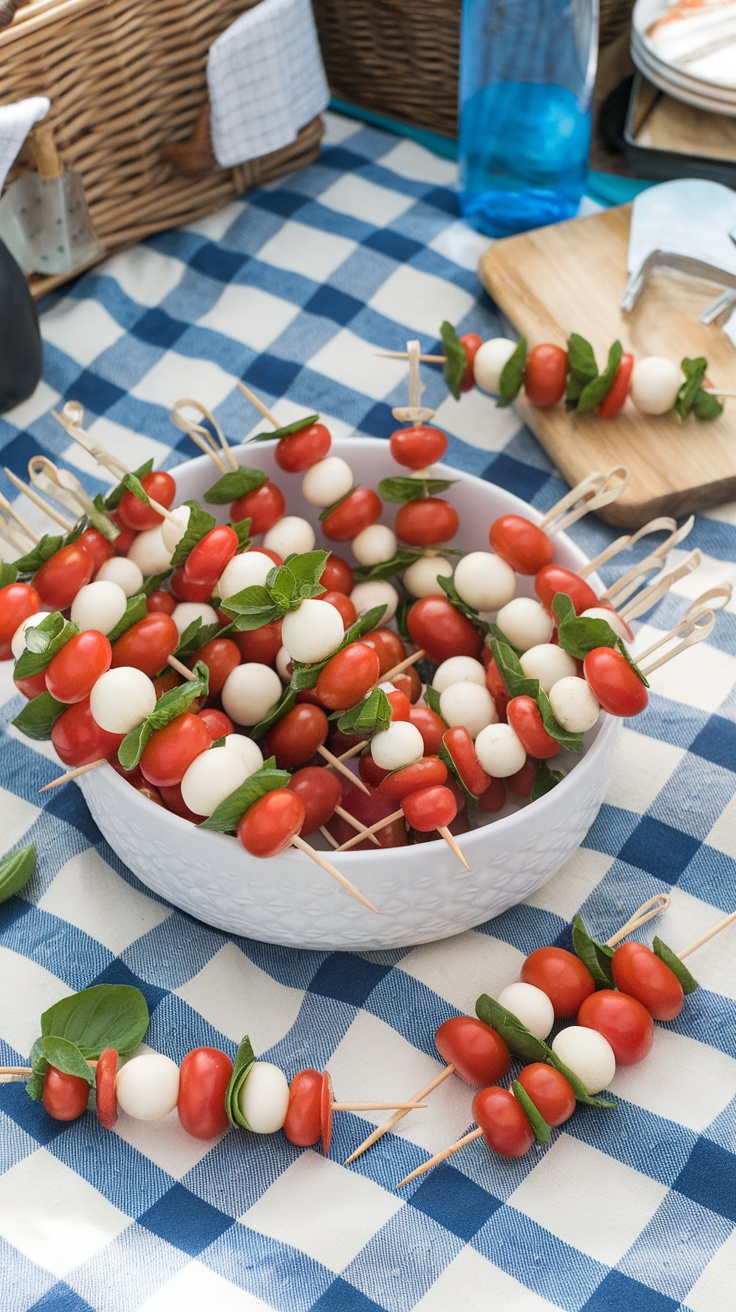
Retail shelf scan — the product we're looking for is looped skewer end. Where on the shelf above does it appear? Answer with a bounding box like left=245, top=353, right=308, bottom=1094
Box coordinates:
left=638, top=608, right=716, bottom=677
left=391, top=339, right=436, bottom=425
left=541, top=466, right=629, bottom=537
left=51, top=407, right=129, bottom=482
left=618, top=549, right=702, bottom=622
left=605, top=893, right=671, bottom=947
left=172, top=398, right=237, bottom=472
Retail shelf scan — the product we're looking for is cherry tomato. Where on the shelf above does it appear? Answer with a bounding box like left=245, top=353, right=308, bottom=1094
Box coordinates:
left=521, top=946, right=596, bottom=1018
left=170, top=566, right=215, bottom=604
left=183, top=525, right=238, bottom=588
left=177, top=1047, right=233, bottom=1139
left=78, top=526, right=116, bottom=572
left=583, top=648, right=648, bottom=718
left=489, top=515, right=553, bottom=575
left=320, top=1069, right=333, bottom=1156
left=33, top=543, right=94, bottom=611
left=196, top=637, right=240, bottom=696
left=315, top=642, right=380, bottom=711
left=146, top=589, right=176, bottom=616
left=472, top=1086, right=534, bottom=1157
left=407, top=595, right=482, bottom=664
left=515, top=1062, right=576, bottom=1126
left=442, top=726, right=491, bottom=797
left=484, top=656, right=510, bottom=721
left=325, top=782, right=407, bottom=849
left=392, top=666, right=422, bottom=704
left=42, top=1065, right=90, bottom=1121
left=358, top=753, right=391, bottom=789
left=524, top=343, right=568, bottom=408
left=507, top=758, right=537, bottom=798
left=153, top=669, right=181, bottom=699
left=389, top=424, right=448, bottom=469
left=477, top=777, right=507, bottom=812
left=610, top=941, right=684, bottom=1021
left=51, top=698, right=124, bottom=767
left=408, top=704, right=446, bottom=756
left=46, top=630, right=112, bottom=704
left=0, top=582, right=41, bottom=660
left=319, top=554, right=354, bottom=595
left=379, top=756, right=447, bottom=800
left=506, top=696, right=559, bottom=759
left=238, top=787, right=305, bottom=857
left=402, top=784, right=457, bottom=832
left=283, top=1068, right=322, bottom=1147
left=386, top=688, right=411, bottom=721
left=395, top=498, right=459, bottom=547
left=598, top=352, right=634, bottom=419
left=287, top=765, right=342, bottom=834
left=264, top=704, right=328, bottom=769
left=361, top=627, right=406, bottom=675
left=111, top=612, right=179, bottom=678
left=197, top=708, right=234, bottom=740
left=234, top=618, right=282, bottom=666
left=231, top=480, right=285, bottom=536
left=321, top=590, right=356, bottom=629
left=535, top=564, right=598, bottom=616
left=460, top=333, right=483, bottom=391
left=435, top=1016, right=510, bottom=1086
left=15, top=670, right=48, bottom=700
left=95, top=1048, right=118, bottom=1129
left=109, top=512, right=136, bottom=555
left=275, top=422, right=331, bottom=472
left=158, top=781, right=205, bottom=822
left=578, top=989, right=654, bottom=1066
left=117, top=470, right=176, bottom=531
left=321, top=487, right=382, bottom=542
left=139, top=712, right=211, bottom=787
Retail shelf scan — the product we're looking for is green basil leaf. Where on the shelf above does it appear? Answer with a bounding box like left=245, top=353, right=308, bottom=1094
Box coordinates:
left=289, top=604, right=386, bottom=690
left=232, top=518, right=252, bottom=553
left=0, top=560, right=18, bottom=587
left=106, top=592, right=148, bottom=645
left=530, top=760, right=565, bottom=801
left=511, top=1080, right=551, bottom=1143
left=556, top=614, right=618, bottom=661
left=121, top=472, right=150, bottom=505
left=489, top=639, right=538, bottom=699
left=250, top=686, right=297, bottom=741
left=26, top=1038, right=47, bottom=1101
left=572, top=914, right=615, bottom=989
left=692, top=388, right=724, bottom=421
left=202, top=467, right=268, bottom=504
left=675, top=357, right=708, bottom=418
left=199, top=757, right=291, bottom=833
left=104, top=459, right=154, bottom=511
left=551, top=593, right=577, bottom=627
left=498, top=337, right=527, bottom=407
left=422, top=684, right=446, bottom=720
left=353, top=549, right=420, bottom=583
left=142, top=570, right=173, bottom=597
left=14, top=613, right=79, bottom=680
left=0, top=843, right=36, bottom=903
left=12, top=534, right=65, bottom=575
left=546, top=1052, right=616, bottom=1107
left=337, top=688, right=392, bottom=737
left=575, top=340, right=623, bottom=414
left=438, top=574, right=489, bottom=633
left=174, top=619, right=224, bottom=664
left=225, top=1035, right=257, bottom=1127
left=41, top=984, right=149, bottom=1058
left=318, top=487, right=355, bottom=523
left=170, top=501, right=217, bottom=569
left=12, top=692, right=68, bottom=741
left=396, top=597, right=411, bottom=645
left=377, top=477, right=458, bottom=505
left=117, top=662, right=209, bottom=770
left=652, top=937, right=699, bottom=994
left=283, top=550, right=330, bottom=589
left=248, top=414, right=320, bottom=443
left=566, top=333, right=598, bottom=410
left=441, top=320, right=467, bottom=400
left=37, top=1035, right=95, bottom=1087
left=221, top=584, right=285, bottom=632
left=475, top=993, right=551, bottom=1062
left=615, top=637, right=649, bottom=687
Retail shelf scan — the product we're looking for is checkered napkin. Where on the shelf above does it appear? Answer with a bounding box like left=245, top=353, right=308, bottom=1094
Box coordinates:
left=0, top=112, right=735, bottom=1312
left=207, top=0, right=329, bottom=168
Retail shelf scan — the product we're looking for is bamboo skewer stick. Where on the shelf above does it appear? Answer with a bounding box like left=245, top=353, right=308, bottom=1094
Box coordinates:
left=0, top=490, right=39, bottom=544
left=3, top=468, right=75, bottom=531
left=382, top=649, right=426, bottom=682
left=0, top=513, right=35, bottom=554
left=335, top=805, right=380, bottom=846
left=39, top=759, right=108, bottom=792
left=335, top=740, right=369, bottom=763
left=344, top=1065, right=456, bottom=1165
left=391, top=340, right=435, bottom=425
left=237, top=381, right=280, bottom=430
left=604, top=893, right=671, bottom=947
left=618, top=550, right=702, bottom=622
left=335, top=809, right=404, bottom=852
left=678, top=909, right=736, bottom=960
left=396, top=1127, right=484, bottom=1188
left=317, top=745, right=370, bottom=795
left=167, top=654, right=199, bottom=682
left=377, top=351, right=446, bottom=363
left=320, top=826, right=340, bottom=850
left=172, top=399, right=237, bottom=473
left=544, top=467, right=629, bottom=536
left=289, top=835, right=379, bottom=914
left=333, top=1101, right=427, bottom=1112
left=438, top=827, right=470, bottom=870
left=638, top=609, right=715, bottom=677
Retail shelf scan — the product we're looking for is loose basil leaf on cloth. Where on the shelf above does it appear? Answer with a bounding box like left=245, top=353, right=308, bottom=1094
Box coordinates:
left=14, top=612, right=79, bottom=680
left=575, top=340, right=623, bottom=414
left=12, top=692, right=68, bottom=741
left=337, top=687, right=392, bottom=737
left=0, top=560, right=18, bottom=586
left=203, top=467, right=268, bottom=505
left=41, top=984, right=149, bottom=1057
left=511, top=1080, right=551, bottom=1144
left=199, top=757, right=291, bottom=834
left=106, top=592, right=148, bottom=645
left=378, top=476, right=458, bottom=504
left=250, top=686, right=298, bottom=741
left=475, top=994, right=550, bottom=1062
left=0, top=843, right=36, bottom=903
left=26, top=1038, right=48, bottom=1101
left=225, top=1035, right=257, bottom=1127
left=565, top=333, right=598, bottom=411
left=289, top=604, right=387, bottom=691
left=248, top=414, right=320, bottom=443
left=530, top=761, right=565, bottom=801
left=441, top=320, right=467, bottom=400
left=546, top=1052, right=616, bottom=1108
left=571, top=914, right=615, bottom=989
left=104, top=459, right=154, bottom=511
left=498, top=337, right=527, bottom=407
left=653, top=937, right=699, bottom=994
left=36, top=1035, right=95, bottom=1087
left=170, top=501, right=217, bottom=569
left=438, top=575, right=490, bottom=633
left=117, top=662, right=210, bottom=770
left=354, top=549, right=420, bottom=583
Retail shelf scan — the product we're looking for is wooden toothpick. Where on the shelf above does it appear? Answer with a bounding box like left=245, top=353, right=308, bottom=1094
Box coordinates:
left=39, top=759, right=108, bottom=792
left=344, top=1065, right=456, bottom=1165
left=290, top=834, right=379, bottom=914
left=396, top=1126, right=485, bottom=1188
left=605, top=893, right=671, bottom=948
left=3, top=467, right=75, bottom=531
left=317, top=745, right=370, bottom=795
left=237, top=381, right=280, bottom=430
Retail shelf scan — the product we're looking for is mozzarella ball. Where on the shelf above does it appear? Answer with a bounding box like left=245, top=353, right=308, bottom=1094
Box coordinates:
left=237, top=1061, right=291, bottom=1134
left=433, top=655, right=487, bottom=694
left=552, top=1026, right=616, bottom=1095
left=218, top=550, right=273, bottom=601
left=180, top=746, right=250, bottom=817
left=453, top=551, right=516, bottom=612
left=497, top=982, right=554, bottom=1041
left=90, top=666, right=157, bottom=734
left=71, top=581, right=127, bottom=635
left=630, top=356, right=683, bottom=416
left=262, top=515, right=315, bottom=558
left=11, top=611, right=51, bottom=660
left=403, top=554, right=454, bottom=598
left=95, top=556, right=144, bottom=598
left=275, top=644, right=292, bottom=683
left=351, top=524, right=397, bottom=567
left=496, top=596, right=554, bottom=652
left=116, top=1053, right=180, bottom=1120
left=475, top=722, right=527, bottom=777
left=224, top=734, right=264, bottom=775
left=439, top=681, right=497, bottom=739
left=301, top=456, right=354, bottom=508
left=161, top=503, right=190, bottom=555
left=171, top=602, right=219, bottom=635
left=548, top=676, right=601, bottom=733
left=281, top=597, right=345, bottom=663
left=520, top=643, right=577, bottom=692
left=371, top=719, right=424, bottom=771
left=581, top=607, right=631, bottom=642
left=349, top=580, right=398, bottom=625
left=127, top=524, right=173, bottom=576
left=221, top=663, right=282, bottom=726
left=473, top=337, right=518, bottom=394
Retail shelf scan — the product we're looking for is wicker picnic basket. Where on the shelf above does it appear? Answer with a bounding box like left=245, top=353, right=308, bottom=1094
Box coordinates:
left=0, top=0, right=324, bottom=297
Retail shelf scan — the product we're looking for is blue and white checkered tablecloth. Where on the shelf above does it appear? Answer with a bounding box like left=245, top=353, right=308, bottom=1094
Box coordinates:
left=0, top=112, right=735, bottom=1312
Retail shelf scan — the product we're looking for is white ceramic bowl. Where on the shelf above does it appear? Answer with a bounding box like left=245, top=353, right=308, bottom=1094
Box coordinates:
left=79, top=438, right=619, bottom=951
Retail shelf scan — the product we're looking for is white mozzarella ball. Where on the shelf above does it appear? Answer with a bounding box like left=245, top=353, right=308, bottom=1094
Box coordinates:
left=349, top=580, right=398, bottom=625
left=89, top=667, right=157, bottom=734
left=473, top=337, right=518, bottom=394
left=351, top=523, right=397, bottom=567
left=223, top=734, right=264, bottom=774
left=180, top=746, right=250, bottom=817
left=116, top=1053, right=180, bottom=1120
left=439, top=681, right=497, bottom=740
left=548, top=676, right=601, bottom=733
left=475, top=722, right=527, bottom=777
left=301, top=456, right=354, bottom=508
left=580, top=607, right=631, bottom=642
left=71, top=581, right=128, bottom=635
left=433, top=655, right=487, bottom=694
left=161, top=503, right=190, bottom=555
left=497, top=982, right=554, bottom=1041
left=171, top=602, right=219, bottom=635
left=403, top=554, right=454, bottom=598
left=221, top=663, right=282, bottom=726
left=262, top=515, right=315, bottom=559
left=95, top=556, right=144, bottom=598
left=281, top=597, right=345, bottom=663
left=552, top=1026, right=616, bottom=1095
left=520, top=643, right=577, bottom=692
left=218, top=550, right=273, bottom=601
left=127, top=524, right=173, bottom=576
left=275, top=644, right=292, bottom=684
left=11, top=611, right=51, bottom=660
left=370, top=719, right=424, bottom=771
left=237, top=1061, right=291, bottom=1134
left=496, top=596, right=554, bottom=652
left=453, top=551, right=517, bottom=612
left=630, top=356, right=683, bottom=416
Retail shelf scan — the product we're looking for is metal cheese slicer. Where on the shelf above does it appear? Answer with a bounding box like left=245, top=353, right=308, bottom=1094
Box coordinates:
left=621, top=179, right=736, bottom=316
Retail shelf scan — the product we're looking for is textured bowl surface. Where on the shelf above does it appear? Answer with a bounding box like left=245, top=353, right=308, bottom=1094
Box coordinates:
left=79, top=438, right=620, bottom=951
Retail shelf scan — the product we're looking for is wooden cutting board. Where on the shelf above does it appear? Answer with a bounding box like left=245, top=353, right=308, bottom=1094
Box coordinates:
left=478, top=203, right=736, bottom=527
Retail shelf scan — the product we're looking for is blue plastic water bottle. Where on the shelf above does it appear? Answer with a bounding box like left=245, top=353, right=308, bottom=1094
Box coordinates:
left=458, top=0, right=598, bottom=236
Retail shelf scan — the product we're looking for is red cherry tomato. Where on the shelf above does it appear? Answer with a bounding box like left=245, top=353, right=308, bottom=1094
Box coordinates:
left=264, top=704, right=329, bottom=769
left=158, top=781, right=205, bottom=823
left=170, top=566, right=215, bottom=604
left=234, top=618, right=282, bottom=667
left=51, top=698, right=124, bottom=767
left=109, top=512, right=136, bottom=555
left=0, top=582, right=41, bottom=659
left=33, top=543, right=94, bottom=611
left=507, top=758, right=537, bottom=798
left=325, top=782, right=407, bottom=850
left=321, top=487, right=382, bottom=542
left=196, top=637, right=241, bottom=696
left=379, top=756, right=447, bottom=800
left=435, top=1016, right=510, bottom=1086
left=583, top=648, right=648, bottom=718
left=183, top=525, right=238, bottom=588
left=146, top=589, right=176, bottom=616
left=610, top=941, right=684, bottom=1022
left=139, top=712, right=211, bottom=787
left=197, top=708, right=234, bottom=741
left=395, top=498, right=459, bottom=548
left=45, top=630, right=112, bottom=705
left=283, top=1068, right=322, bottom=1147
left=231, top=480, right=285, bottom=536
left=95, top=1048, right=118, bottom=1129
left=484, top=656, right=510, bottom=721
left=320, top=1069, right=333, bottom=1156
left=117, top=470, right=176, bottom=531
left=521, top=946, right=596, bottom=1019
left=407, top=595, right=482, bottom=664
left=402, top=784, right=457, bottom=832
left=477, top=777, right=507, bottom=812
left=515, top=1062, right=576, bottom=1126
left=319, top=554, right=354, bottom=595
left=459, top=333, right=483, bottom=392
left=42, top=1065, right=90, bottom=1121
left=472, top=1086, right=534, bottom=1158
left=524, top=343, right=568, bottom=408
left=275, top=422, right=331, bottom=472
left=111, top=612, right=179, bottom=678
left=15, top=670, right=48, bottom=700
left=177, top=1047, right=233, bottom=1139
left=598, top=352, right=634, bottom=419
left=408, top=704, right=445, bottom=756
left=489, top=515, right=553, bottom=575
left=238, top=788, right=305, bottom=857
left=386, top=688, right=411, bottom=721
left=361, top=627, right=406, bottom=675
left=321, top=590, right=356, bottom=629
left=535, top=564, right=598, bottom=616
left=442, top=726, right=491, bottom=797
left=358, top=754, right=391, bottom=789
left=389, top=424, right=448, bottom=469
left=315, top=642, right=380, bottom=711
left=78, top=526, right=116, bottom=572
left=578, top=989, right=654, bottom=1066
left=506, top=696, right=559, bottom=759
left=153, top=670, right=181, bottom=699
left=288, top=765, right=342, bottom=834
left=392, top=666, right=422, bottom=704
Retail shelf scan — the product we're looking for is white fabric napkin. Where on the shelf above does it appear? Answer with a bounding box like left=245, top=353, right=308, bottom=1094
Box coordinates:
left=207, top=0, right=329, bottom=168
left=0, top=95, right=50, bottom=193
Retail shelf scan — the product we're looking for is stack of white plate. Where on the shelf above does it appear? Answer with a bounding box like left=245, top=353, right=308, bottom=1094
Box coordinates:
left=632, top=0, right=736, bottom=116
